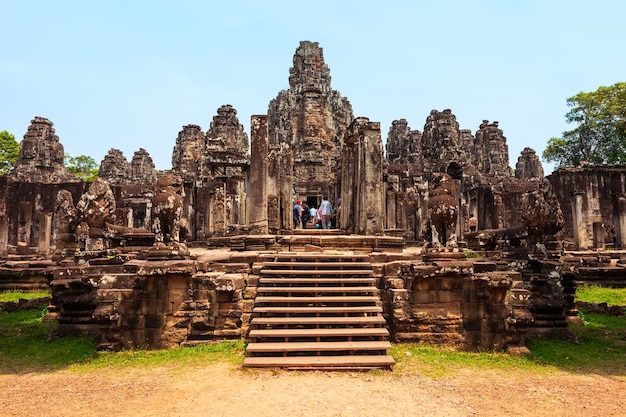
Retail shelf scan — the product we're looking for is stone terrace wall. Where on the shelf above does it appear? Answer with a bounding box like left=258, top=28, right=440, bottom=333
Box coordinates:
left=46, top=248, right=538, bottom=352
left=47, top=253, right=257, bottom=350
left=385, top=252, right=531, bottom=351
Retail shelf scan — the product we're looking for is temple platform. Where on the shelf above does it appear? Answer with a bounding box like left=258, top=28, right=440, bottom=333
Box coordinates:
left=206, top=233, right=406, bottom=253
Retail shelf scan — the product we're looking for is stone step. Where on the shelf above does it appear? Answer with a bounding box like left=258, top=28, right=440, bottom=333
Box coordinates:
left=246, top=340, right=391, bottom=353
left=254, top=295, right=380, bottom=304
left=256, top=286, right=378, bottom=294
left=251, top=316, right=386, bottom=326
left=262, top=261, right=372, bottom=269
left=246, top=253, right=392, bottom=370
left=259, top=277, right=377, bottom=285
left=243, top=355, right=395, bottom=370
left=260, top=269, right=373, bottom=276
left=248, top=327, right=389, bottom=338
left=252, top=305, right=383, bottom=314
left=259, top=253, right=370, bottom=262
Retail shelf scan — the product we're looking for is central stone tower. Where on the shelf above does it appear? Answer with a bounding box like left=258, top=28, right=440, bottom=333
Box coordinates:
left=266, top=41, right=354, bottom=217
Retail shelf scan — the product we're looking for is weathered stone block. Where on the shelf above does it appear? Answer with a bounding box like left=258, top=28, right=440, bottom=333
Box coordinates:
left=217, top=302, right=242, bottom=317
left=243, top=287, right=257, bottom=299
left=216, top=316, right=241, bottom=329
left=412, top=303, right=461, bottom=317
left=191, top=316, right=213, bottom=330
left=240, top=299, right=255, bottom=313
left=386, top=278, right=404, bottom=289
left=210, top=273, right=245, bottom=292
left=437, top=289, right=463, bottom=303
left=246, top=274, right=260, bottom=286
left=410, top=290, right=437, bottom=304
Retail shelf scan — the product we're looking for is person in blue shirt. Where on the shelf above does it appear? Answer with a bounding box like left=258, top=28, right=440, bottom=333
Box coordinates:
left=293, top=199, right=302, bottom=229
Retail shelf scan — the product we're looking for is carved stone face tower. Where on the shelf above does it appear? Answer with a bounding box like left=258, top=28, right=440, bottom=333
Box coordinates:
left=11, top=116, right=79, bottom=183
left=267, top=41, right=354, bottom=208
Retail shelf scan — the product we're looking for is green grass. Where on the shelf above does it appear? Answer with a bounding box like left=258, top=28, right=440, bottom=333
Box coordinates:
left=1, top=287, right=624, bottom=377
left=528, top=311, right=626, bottom=375
left=0, top=307, right=97, bottom=373
left=390, top=343, right=541, bottom=378
left=78, top=339, right=245, bottom=372
left=576, top=284, right=626, bottom=306
left=463, top=249, right=482, bottom=258
left=0, top=290, right=51, bottom=302
left=0, top=305, right=244, bottom=374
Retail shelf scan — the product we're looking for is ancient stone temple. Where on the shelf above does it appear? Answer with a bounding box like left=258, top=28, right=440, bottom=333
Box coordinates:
left=3, top=40, right=613, bottom=366
left=262, top=41, right=354, bottom=230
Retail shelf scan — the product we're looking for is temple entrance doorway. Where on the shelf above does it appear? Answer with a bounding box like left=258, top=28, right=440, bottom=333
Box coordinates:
left=306, top=196, right=320, bottom=211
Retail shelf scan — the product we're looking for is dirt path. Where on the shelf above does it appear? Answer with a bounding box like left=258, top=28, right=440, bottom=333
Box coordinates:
left=1, top=364, right=624, bottom=417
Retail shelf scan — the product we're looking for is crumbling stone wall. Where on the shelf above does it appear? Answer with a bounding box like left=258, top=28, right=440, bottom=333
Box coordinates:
left=47, top=256, right=254, bottom=350
left=386, top=252, right=532, bottom=351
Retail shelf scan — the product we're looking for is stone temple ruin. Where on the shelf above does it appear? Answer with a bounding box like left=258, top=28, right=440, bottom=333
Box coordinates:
left=1, top=41, right=624, bottom=369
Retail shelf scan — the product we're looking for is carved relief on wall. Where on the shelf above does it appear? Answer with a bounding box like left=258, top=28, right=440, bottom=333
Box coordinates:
left=267, top=195, right=280, bottom=229
left=212, top=185, right=226, bottom=234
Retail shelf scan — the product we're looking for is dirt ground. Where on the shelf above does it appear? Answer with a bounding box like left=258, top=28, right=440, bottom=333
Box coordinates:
left=1, top=363, right=624, bottom=417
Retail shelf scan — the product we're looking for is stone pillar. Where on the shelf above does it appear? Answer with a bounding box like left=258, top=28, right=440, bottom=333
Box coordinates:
left=248, top=115, right=268, bottom=233
left=616, top=195, right=626, bottom=248
left=37, top=213, right=52, bottom=256
left=0, top=215, right=8, bottom=256
left=386, top=175, right=398, bottom=229
left=145, top=202, right=152, bottom=230
left=341, top=118, right=384, bottom=235
left=592, top=221, right=605, bottom=249
left=340, top=137, right=355, bottom=232
left=17, top=201, right=32, bottom=254
left=571, top=192, right=588, bottom=250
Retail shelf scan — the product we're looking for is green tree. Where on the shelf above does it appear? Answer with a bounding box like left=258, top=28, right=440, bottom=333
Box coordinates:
left=543, top=82, right=626, bottom=167
left=0, top=130, right=20, bottom=174
left=65, top=154, right=100, bottom=182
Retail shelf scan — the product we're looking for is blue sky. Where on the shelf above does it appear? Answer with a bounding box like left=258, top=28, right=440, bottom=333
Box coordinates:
left=2, top=0, right=625, bottom=174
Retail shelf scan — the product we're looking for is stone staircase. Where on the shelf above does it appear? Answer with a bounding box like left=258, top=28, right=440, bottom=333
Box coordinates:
left=244, top=252, right=395, bottom=370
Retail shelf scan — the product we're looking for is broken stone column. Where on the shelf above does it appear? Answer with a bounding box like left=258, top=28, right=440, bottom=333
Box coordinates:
left=248, top=115, right=268, bottom=233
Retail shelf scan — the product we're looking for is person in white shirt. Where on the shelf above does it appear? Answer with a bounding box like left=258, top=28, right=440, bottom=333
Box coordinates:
left=318, top=196, right=332, bottom=229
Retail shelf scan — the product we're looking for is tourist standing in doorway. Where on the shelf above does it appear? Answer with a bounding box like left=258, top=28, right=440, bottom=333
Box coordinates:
left=301, top=201, right=310, bottom=228
left=293, top=199, right=302, bottom=229
left=319, top=196, right=332, bottom=229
